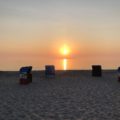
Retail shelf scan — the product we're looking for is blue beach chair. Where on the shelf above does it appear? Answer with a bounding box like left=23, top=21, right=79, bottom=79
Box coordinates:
left=45, top=65, right=55, bottom=78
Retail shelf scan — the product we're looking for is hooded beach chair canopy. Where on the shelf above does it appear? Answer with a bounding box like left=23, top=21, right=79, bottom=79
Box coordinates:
left=20, top=66, right=32, bottom=74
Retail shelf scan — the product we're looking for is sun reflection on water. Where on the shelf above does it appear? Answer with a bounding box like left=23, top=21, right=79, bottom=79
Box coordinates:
left=63, top=58, right=67, bottom=70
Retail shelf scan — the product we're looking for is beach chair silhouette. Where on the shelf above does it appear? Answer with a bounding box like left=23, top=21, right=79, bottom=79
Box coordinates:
left=117, top=67, right=120, bottom=82
left=19, top=66, right=32, bottom=84
left=92, top=65, right=102, bottom=77
left=45, top=65, right=55, bottom=78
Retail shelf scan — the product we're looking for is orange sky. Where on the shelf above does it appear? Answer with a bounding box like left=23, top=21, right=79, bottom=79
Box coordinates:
left=0, top=0, right=120, bottom=70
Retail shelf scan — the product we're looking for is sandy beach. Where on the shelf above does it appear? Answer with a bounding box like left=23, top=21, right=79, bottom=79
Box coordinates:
left=0, top=70, right=120, bottom=120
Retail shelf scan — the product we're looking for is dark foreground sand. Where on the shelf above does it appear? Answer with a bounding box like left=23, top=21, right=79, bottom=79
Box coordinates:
left=0, top=70, right=120, bottom=120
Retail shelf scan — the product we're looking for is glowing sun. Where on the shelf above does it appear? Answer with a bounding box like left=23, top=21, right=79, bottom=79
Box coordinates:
left=60, top=44, right=70, bottom=56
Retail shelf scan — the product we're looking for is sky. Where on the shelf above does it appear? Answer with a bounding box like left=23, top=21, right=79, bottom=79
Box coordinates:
left=0, top=0, right=120, bottom=70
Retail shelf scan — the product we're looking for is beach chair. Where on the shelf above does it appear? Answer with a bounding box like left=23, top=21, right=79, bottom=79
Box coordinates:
left=45, top=65, right=55, bottom=78
left=92, top=65, right=102, bottom=77
left=19, top=66, right=32, bottom=84
left=118, top=67, right=120, bottom=82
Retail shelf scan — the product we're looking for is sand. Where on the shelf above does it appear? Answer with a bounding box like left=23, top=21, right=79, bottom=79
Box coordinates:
left=0, top=70, right=120, bottom=120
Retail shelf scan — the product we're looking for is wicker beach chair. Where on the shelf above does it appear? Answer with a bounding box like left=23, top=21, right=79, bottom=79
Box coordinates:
left=19, top=66, right=32, bottom=84
left=45, top=65, right=55, bottom=78
left=92, top=65, right=102, bottom=77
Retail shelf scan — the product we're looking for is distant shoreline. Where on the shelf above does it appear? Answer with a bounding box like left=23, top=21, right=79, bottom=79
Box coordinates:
left=0, top=69, right=117, bottom=72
